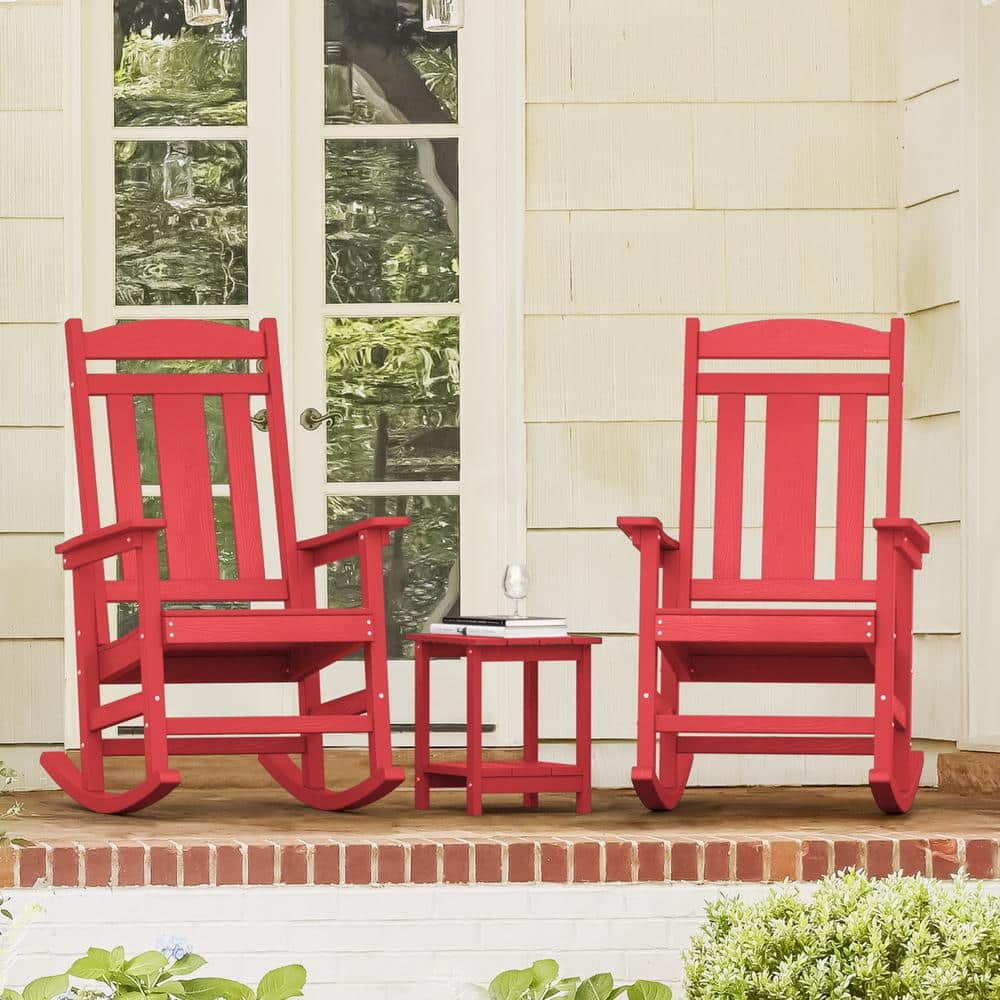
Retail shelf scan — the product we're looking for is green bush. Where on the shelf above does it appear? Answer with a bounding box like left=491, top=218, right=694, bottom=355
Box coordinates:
left=683, top=870, right=1000, bottom=999
left=484, top=959, right=670, bottom=1000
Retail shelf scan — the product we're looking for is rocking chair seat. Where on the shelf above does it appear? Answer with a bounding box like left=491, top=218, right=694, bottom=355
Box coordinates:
left=98, top=608, right=375, bottom=684
left=656, top=608, right=877, bottom=677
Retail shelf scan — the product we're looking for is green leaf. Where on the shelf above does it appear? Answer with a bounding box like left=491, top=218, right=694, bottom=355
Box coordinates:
left=1, top=989, right=23, bottom=1000
left=255, top=965, right=306, bottom=1000
left=111, top=945, right=127, bottom=970
left=626, top=985, right=671, bottom=1000
left=22, top=974, right=69, bottom=1000
left=531, top=961, right=560, bottom=993
left=489, top=969, right=533, bottom=1000
left=181, top=978, right=254, bottom=1000
left=126, top=950, right=169, bottom=977
left=577, top=975, right=615, bottom=1000
left=68, top=956, right=109, bottom=980
left=171, top=954, right=208, bottom=977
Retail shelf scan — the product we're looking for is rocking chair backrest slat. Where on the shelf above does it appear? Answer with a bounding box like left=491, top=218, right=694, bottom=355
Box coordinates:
left=66, top=318, right=294, bottom=610
left=712, top=394, right=746, bottom=579
left=680, top=316, right=902, bottom=605
left=834, top=394, right=869, bottom=579
left=761, top=394, right=820, bottom=580
left=221, top=393, right=266, bottom=580
left=153, top=394, right=220, bottom=579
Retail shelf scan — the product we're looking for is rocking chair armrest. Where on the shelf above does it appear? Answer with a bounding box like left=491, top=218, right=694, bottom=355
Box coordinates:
left=298, top=516, right=411, bottom=568
left=873, top=518, right=931, bottom=570
left=617, top=517, right=681, bottom=554
left=55, top=519, right=166, bottom=570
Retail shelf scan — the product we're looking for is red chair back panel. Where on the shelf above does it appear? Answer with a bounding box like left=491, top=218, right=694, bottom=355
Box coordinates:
left=66, top=318, right=297, bottom=610
left=678, top=317, right=903, bottom=605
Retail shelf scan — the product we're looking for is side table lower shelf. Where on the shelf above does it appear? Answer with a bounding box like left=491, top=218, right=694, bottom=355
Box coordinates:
left=423, top=760, right=586, bottom=797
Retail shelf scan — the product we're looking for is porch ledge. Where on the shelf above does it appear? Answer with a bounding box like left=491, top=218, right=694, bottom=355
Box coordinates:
left=4, top=786, right=996, bottom=889
left=0, top=833, right=989, bottom=889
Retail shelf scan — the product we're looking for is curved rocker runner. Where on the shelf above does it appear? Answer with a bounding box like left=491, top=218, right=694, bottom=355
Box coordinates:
left=44, top=317, right=408, bottom=814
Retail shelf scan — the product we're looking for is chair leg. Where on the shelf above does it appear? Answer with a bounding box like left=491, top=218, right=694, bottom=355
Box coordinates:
left=869, top=622, right=922, bottom=814
left=633, top=646, right=692, bottom=811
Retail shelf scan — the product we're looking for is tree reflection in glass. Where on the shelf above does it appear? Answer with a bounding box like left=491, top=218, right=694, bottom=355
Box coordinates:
left=114, top=0, right=247, bottom=126
left=327, top=495, right=459, bottom=659
left=325, top=139, right=458, bottom=304
left=325, top=316, right=459, bottom=483
left=324, top=0, right=457, bottom=125
left=115, top=140, right=248, bottom=306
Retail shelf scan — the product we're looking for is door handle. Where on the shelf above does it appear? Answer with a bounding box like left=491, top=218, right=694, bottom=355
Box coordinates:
left=299, top=407, right=339, bottom=431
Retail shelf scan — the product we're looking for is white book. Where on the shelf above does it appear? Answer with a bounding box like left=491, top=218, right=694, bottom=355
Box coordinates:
left=430, top=623, right=569, bottom=639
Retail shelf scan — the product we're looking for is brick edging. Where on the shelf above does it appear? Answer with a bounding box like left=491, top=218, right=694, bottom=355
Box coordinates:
left=1, top=835, right=993, bottom=889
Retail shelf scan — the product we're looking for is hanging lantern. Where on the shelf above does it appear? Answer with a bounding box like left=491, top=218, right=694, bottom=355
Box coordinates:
left=183, top=0, right=228, bottom=27
left=422, top=0, right=464, bottom=32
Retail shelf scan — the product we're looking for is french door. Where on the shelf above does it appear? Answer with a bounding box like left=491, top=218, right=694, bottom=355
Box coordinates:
left=72, top=0, right=524, bottom=749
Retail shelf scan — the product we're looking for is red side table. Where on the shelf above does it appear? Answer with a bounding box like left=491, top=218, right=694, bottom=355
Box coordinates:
left=408, top=633, right=600, bottom=815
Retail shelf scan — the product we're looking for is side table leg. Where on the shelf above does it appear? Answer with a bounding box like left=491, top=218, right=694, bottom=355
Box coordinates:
left=467, top=649, right=483, bottom=816
left=576, top=648, right=592, bottom=814
left=523, top=659, right=539, bottom=809
left=414, top=643, right=430, bottom=809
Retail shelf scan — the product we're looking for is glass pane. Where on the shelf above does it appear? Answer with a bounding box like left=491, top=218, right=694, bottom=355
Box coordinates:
left=116, top=140, right=248, bottom=306
left=324, top=0, right=457, bottom=124
left=325, top=139, right=458, bottom=304
left=325, top=316, right=459, bottom=482
left=114, top=0, right=247, bottom=126
left=327, top=494, right=459, bottom=658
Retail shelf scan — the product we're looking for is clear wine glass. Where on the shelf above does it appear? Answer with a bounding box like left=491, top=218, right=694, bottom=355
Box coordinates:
left=503, top=564, right=529, bottom=618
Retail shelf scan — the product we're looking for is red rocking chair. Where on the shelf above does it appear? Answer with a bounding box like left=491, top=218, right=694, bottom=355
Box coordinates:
left=619, top=317, right=930, bottom=815
left=43, top=318, right=408, bottom=813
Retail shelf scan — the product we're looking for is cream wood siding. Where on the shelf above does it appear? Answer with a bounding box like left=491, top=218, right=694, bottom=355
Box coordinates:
left=0, top=0, right=65, bottom=774
left=524, top=0, right=961, bottom=777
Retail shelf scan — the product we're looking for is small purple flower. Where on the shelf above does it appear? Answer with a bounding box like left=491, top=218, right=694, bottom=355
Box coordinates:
left=155, top=935, right=191, bottom=961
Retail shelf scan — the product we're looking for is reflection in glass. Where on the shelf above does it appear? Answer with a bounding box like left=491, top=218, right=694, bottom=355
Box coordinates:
left=325, top=139, right=458, bottom=304
left=324, top=41, right=354, bottom=123
left=327, top=494, right=459, bottom=658
left=116, top=140, right=248, bottom=306
left=423, top=0, right=464, bottom=32
left=114, top=0, right=246, bottom=126
left=324, top=0, right=457, bottom=124
left=325, top=316, right=459, bottom=483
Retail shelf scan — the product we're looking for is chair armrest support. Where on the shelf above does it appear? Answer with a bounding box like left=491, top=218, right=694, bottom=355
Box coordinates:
left=299, top=516, right=410, bottom=568
left=617, top=517, right=681, bottom=554
left=873, top=518, right=930, bottom=569
left=56, top=520, right=166, bottom=570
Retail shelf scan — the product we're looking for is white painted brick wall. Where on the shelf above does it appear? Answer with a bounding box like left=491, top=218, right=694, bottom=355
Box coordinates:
left=3, top=884, right=782, bottom=998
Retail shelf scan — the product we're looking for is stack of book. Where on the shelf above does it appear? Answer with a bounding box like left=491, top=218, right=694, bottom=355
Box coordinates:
left=430, top=614, right=568, bottom=638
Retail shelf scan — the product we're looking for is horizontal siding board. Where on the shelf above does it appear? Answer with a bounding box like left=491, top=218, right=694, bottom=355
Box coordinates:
left=569, top=211, right=726, bottom=314
left=901, top=0, right=961, bottom=99
left=0, top=324, right=65, bottom=425
left=524, top=0, right=571, bottom=102
left=903, top=83, right=960, bottom=207
left=913, top=521, right=961, bottom=635
left=902, top=193, right=961, bottom=312
left=0, top=220, right=65, bottom=322
left=527, top=104, right=693, bottom=211
left=714, top=0, right=852, bottom=101
left=912, top=633, right=962, bottom=741
left=569, top=0, right=714, bottom=101
left=524, top=316, right=686, bottom=422
left=0, top=5, right=63, bottom=110
left=901, top=413, right=961, bottom=524
left=0, top=534, right=63, bottom=637
left=0, top=110, right=63, bottom=217
left=694, top=104, right=898, bottom=210
left=849, top=0, right=900, bottom=100
left=724, top=210, right=897, bottom=313
left=524, top=211, right=571, bottom=313
left=903, top=303, right=961, bottom=418
left=0, top=639, right=63, bottom=743
left=0, top=427, right=63, bottom=530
